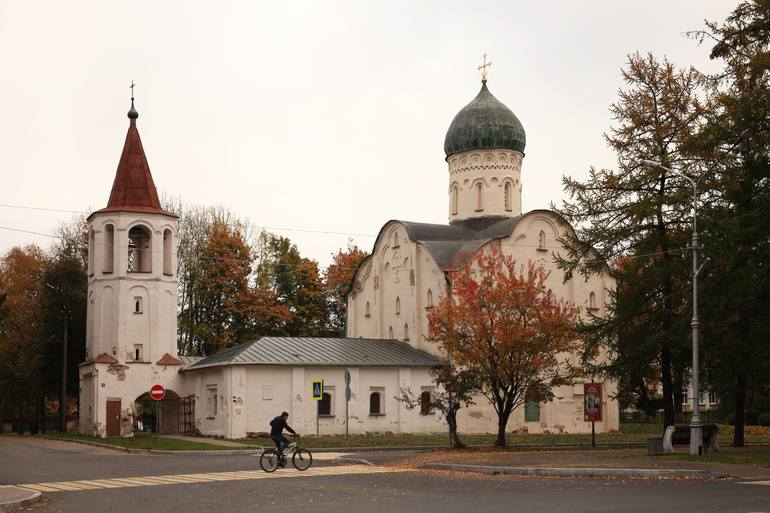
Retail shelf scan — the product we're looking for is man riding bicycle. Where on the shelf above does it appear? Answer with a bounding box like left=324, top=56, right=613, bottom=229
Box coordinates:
left=269, top=412, right=296, bottom=463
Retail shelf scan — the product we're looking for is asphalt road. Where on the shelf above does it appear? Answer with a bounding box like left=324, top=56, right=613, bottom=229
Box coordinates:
left=3, top=437, right=770, bottom=513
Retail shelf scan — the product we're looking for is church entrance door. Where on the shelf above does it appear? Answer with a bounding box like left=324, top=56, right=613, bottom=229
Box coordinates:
left=106, top=399, right=121, bottom=436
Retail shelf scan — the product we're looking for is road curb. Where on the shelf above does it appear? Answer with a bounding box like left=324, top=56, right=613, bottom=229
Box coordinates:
left=420, top=463, right=726, bottom=479
left=334, top=456, right=375, bottom=466
left=0, top=486, right=42, bottom=512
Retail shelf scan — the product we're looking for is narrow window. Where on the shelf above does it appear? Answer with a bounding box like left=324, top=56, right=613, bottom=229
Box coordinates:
left=525, top=401, right=540, bottom=422
left=369, top=392, right=382, bottom=415
left=589, top=291, right=597, bottom=310
left=88, top=229, right=94, bottom=275
left=538, top=230, right=546, bottom=251
left=128, top=225, right=152, bottom=273
left=134, top=296, right=143, bottom=314
left=207, top=386, right=218, bottom=418
left=388, top=326, right=393, bottom=338
left=420, top=390, right=432, bottom=415
left=708, top=391, right=717, bottom=404
left=104, top=224, right=114, bottom=273
left=403, top=323, right=409, bottom=341
left=451, top=185, right=459, bottom=215
left=393, top=232, right=400, bottom=248
left=319, top=392, right=332, bottom=416
left=504, top=182, right=512, bottom=211
left=163, top=229, right=172, bottom=275
left=475, top=182, right=483, bottom=211
left=395, top=297, right=400, bottom=315
left=365, top=301, right=371, bottom=318
left=133, top=344, right=143, bottom=362
left=682, top=389, right=689, bottom=405
left=427, top=289, right=433, bottom=308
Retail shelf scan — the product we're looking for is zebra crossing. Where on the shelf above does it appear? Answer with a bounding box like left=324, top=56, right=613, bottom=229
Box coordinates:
left=17, top=465, right=408, bottom=493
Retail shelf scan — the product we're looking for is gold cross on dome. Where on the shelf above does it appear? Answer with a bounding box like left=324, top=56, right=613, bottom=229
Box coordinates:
left=478, top=53, right=492, bottom=83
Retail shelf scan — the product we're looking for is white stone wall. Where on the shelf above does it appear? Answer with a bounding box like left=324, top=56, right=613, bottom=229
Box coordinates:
left=182, top=364, right=443, bottom=439
left=447, top=149, right=523, bottom=223
left=347, top=221, right=448, bottom=357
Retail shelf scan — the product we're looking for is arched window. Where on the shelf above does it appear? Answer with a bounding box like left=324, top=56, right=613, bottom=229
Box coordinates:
left=103, top=224, right=114, bottom=273
left=319, top=392, right=332, bottom=416
left=134, top=296, right=143, bottom=314
left=88, top=229, right=94, bottom=275
left=427, top=289, right=433, bottom=308
left=388, top=326, right=393, bottom=338
left=589, top=291, right=597, bottom=310
left=128, top=225, right=152, bottom=273
left=395, top=297, right=400, bottom=315
left=475, top=182, right=483, bottom=211
left=420, top=390, right=432, bottom=415
left=504, top=182, right=512, bottom=211
left=538, top=230, right=546, bottom=251
left=404, top=323, right=409, bottom=341
left=393, top=232, right=400, bottom=248
left=365, top=301, right=371, bottom=317
left=163, top=229, right=172, bottom=275
left=369, top=392, right=382, bottom=415
left=451, top=185, right=459, bottom=215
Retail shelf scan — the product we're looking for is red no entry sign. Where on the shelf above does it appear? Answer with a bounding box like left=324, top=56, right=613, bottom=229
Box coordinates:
left=150, top=384, right=166, bottom=401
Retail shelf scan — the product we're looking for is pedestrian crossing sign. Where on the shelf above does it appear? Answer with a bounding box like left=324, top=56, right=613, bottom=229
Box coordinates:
left=311, top=380, right=324, bottom=401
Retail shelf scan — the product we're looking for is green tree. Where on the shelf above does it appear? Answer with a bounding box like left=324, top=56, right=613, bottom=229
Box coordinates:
left=555, top=53, right=709, bottom=428
left=692, top=0, right=770, bottom=445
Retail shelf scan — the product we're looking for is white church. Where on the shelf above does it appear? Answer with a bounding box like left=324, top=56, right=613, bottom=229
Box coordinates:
left=79, top=75, right=619, bottom=439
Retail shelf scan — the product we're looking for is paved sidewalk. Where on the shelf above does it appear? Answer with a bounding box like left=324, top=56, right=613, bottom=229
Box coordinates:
left=353, top=447, right=770, bottom=480
left=0, top=485, right=41, bottom=511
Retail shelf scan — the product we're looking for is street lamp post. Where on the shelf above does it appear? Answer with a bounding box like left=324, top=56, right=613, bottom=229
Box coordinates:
left=640, top=160, right=710, bottom=456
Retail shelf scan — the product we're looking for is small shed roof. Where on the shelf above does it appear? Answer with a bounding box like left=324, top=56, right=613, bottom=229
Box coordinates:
left=182, top=337, right=444, bottom=371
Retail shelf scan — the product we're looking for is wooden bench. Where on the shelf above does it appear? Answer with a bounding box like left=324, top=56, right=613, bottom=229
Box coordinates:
left=662, top=424, right=720, bottom=454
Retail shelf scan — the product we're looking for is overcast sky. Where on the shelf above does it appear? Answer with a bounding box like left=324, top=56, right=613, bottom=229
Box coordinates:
left=0, top=1, right=732, bottom=268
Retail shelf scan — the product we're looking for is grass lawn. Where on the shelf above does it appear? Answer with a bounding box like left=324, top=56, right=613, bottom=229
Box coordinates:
left=650, top=447, right=770, bottom=467
left=40, top=433, right=251, bottom=451
left=234, top=423, right=770, bottom=449
left=603, top=445, right=770, bottom=468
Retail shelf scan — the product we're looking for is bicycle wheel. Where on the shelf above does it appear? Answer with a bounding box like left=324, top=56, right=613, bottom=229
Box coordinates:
left=292, top=448, right=313, bottom=471
left=260, top=449, right=280, bottom=473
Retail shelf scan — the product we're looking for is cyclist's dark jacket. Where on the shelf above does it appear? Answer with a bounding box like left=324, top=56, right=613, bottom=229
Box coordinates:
left=270, top=416, right=296, bottom=436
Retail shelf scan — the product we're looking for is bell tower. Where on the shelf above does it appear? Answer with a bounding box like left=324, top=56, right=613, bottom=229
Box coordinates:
left=79, top=93, right=183, bottom=437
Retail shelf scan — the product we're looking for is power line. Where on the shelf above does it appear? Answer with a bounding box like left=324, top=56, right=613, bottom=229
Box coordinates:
left=0, top=203, right=377, bottom=238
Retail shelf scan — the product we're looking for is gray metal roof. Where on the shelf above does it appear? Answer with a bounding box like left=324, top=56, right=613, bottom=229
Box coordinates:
left=178, top=355, right=203, bottom=369
left=400, top=215, right=526, bottom=269
left=182, top=337, right=445, bottom=371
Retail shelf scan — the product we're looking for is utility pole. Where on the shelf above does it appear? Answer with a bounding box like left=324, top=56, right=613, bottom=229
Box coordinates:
left=46, top=283, right=69, bottom=433
left=61, top=310, right=68, bottom=433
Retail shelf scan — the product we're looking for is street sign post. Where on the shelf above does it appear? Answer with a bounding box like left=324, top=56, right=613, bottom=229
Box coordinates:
left=584, top=383, right=603, bottom=448
left=150, top=384, right=165, bottom=433
left=311, top=380, right=323, bottom=437
left=344, top=370, right=351, bottom=441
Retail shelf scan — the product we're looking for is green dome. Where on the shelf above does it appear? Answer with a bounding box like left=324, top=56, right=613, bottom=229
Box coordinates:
left=444, top=82, right=526, bottom=158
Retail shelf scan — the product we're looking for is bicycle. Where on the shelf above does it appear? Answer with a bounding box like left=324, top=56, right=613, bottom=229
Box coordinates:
left=259, top=435, right=313, bottom=472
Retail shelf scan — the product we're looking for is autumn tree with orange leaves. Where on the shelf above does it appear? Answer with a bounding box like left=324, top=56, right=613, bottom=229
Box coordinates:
left=323, top=245, right=368, bottom=336
left=428, top=248, right=579, bottom=447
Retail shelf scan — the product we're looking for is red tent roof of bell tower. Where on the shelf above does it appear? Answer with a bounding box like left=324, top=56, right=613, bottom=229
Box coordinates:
left=90, top=106, right=177, bottom=219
